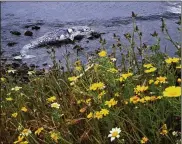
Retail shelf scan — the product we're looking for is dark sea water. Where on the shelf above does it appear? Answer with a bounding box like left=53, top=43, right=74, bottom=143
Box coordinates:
left=1, top=2, right=181, bottom=67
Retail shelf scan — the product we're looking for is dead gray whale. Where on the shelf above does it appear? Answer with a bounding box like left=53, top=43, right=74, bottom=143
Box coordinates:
left=14, top=26, right=99, bottom=59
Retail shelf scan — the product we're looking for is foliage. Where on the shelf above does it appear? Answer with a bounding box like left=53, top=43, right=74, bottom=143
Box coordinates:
left=1, top=13, right=181, bottom=144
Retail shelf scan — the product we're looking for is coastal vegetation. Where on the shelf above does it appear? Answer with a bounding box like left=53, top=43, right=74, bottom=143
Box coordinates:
left=1, top=13, right=181, bottom=144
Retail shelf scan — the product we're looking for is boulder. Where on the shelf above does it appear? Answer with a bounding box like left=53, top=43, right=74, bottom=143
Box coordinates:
left=87, top=32, right=101, bottom=40
left=24, top=31, right=33, bottom=36
left=7, top=42, right=17, bottom=47
left=10, top=31, right=21, bottom=36
left=32, top=26, right=40, bottom=30
left=43, top=63, right=47, bottom=66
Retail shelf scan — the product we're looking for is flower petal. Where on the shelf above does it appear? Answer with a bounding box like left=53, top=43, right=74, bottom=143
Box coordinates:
left=111, top=137, right=115, bottom=142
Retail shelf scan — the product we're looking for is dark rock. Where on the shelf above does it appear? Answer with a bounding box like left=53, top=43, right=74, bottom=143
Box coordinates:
left=1, top=58, right=7, bottom=61
left=10, top=31, right=21, bottom=36
left=5, top=64, right=12, bottom=68
left=24, top=25, right=31, bottom=28
left=36, top=70, right=44, bottom=75
left=22, top=76, right=30, bottom=82
left=43, top=63, right=47, bottom=66
left=74, top=35, right=84, bottom=41
left=21, top=63, right=29, bottom=71
left=32, top=26, right=40, bottom=30
left=87, top=32, right=101, bottom=40
left=73, top=45, right=84, bottom=51
left=12, top=62, right=20, bottom=68
left=24, top=31, right=33, bottom=36
left=13, top=58, right=22, bottom=62
left=7, top=42, right=17, bottom=47
left=36, top=22, right=45, bottom=26
left=29, top=64, right=36, bottom=68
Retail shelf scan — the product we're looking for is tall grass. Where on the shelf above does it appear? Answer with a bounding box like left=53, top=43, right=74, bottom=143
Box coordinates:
left=1, top=13, right=181, bottom=144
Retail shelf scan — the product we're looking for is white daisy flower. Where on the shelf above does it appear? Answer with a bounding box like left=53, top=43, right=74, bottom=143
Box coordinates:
left=108, top=127, right=121, bottom=142
left=7, top=69, right=16, bottom=73
left=172, top=131, right=178, bottom=136
left=28, top=71, right=35, bottom=75
left=51, top=102, right=60, bottom=109
left=20, top=129, right=32, bottom=136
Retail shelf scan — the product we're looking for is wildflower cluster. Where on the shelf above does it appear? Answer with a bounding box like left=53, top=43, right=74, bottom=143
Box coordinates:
left=87, top=108, right=109, bottom=119
left=134, top=85, right=148, bottom=95
left=165, top=57, right=180, bottom=64
left=89, top=82, right=105, bottom=91
left=129, top=95, right=162, bottom=104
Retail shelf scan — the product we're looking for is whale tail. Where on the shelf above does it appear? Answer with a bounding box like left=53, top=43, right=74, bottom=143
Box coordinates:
left=23, top=55, right=36, bottom=59
left=13, top=43, right=36, bottom=60
left=13, top=54, right=36, bottom=60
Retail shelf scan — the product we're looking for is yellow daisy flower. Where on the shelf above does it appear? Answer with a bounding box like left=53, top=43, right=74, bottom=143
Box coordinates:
left=163, top=86, right=181, bottom=97
left=87, top=112, right=93, bottom=119
left=47, top=96, right=56, bottom=103
left=134, top=85, right=148, bottom=95
left=94, top=111, right=103, bottom=119
left=130, top=96, right=140, bottom=104
left=121, top=72, right=133, bottom=79
left=89, top=82, right=105, bottom=91
left=160, top=124, right=168, bottom=135
left=105, top=98, right=117, bottom=107
left=14, top=136, right=24, bottom=144
left=35, top=127, right=44, bottom=135
left=156, top=76, right=167, bottom=83
left=165, top=57, right=180, bottom=64
left=100, top=109, right=109, bottom=116
left=12, top=112, right=18, bottom=118
left=140, top=136, right=149, bottom=144
left=144, top=67, right=157, bottom=73
left=149, top=79, right=154, bottom=84
left=50, top=131, right=60, bottom=143
left=21, top=107, right=28, bottom=112
left=98, top=50, right=107, bottom=57
left=143, top=64, right=153, bottom=68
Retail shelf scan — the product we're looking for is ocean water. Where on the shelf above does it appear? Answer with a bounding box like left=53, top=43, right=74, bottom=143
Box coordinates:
left=1, top=1, right=181, bottom=67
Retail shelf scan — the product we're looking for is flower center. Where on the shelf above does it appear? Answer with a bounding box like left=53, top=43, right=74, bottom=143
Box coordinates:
left=112, top=131, right=118, bottom=137
left=169, top=91, right=177, bottom=96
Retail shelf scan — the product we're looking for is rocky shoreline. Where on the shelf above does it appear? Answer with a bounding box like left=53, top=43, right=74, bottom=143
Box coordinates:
left=1, top=58, right=46, bottom=83
left=1, top=24, right=103, bottom=83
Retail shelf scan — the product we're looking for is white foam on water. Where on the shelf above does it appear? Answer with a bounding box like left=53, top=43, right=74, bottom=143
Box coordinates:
left=167, top=6, right=181, bottom=14
left=166, top=1, right=181, bottom=14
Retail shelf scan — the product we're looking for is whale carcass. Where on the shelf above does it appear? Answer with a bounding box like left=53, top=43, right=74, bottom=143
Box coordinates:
left=14, top=26, right=100, bottom=59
